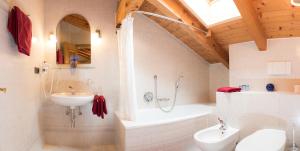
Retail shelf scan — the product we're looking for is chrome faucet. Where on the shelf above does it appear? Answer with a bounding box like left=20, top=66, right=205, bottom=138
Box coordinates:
left=68, top=85, right=75, bottom=95
left=218, top=117, right=227, bottom=135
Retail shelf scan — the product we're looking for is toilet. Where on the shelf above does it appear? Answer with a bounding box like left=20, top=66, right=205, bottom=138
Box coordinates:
left=235, top=129, right=286, bottom=151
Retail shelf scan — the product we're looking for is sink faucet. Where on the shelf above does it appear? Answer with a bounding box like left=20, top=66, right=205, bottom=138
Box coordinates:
left=218, top=117, right=227, bottom=135
left=68, top=86, right=75, bottom=95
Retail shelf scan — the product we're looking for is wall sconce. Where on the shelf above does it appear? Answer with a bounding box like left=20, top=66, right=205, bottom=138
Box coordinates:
left=49, top=32, right=57, bottom=43
left=32, top=36, right=38, bottom=43
left=95, top=29, right=101, bottom=38
left=92, top=29, right=102, bottom=43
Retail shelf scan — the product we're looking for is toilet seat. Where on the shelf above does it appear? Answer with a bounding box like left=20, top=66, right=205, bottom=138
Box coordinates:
left=235, top=129, right=286, bottom=151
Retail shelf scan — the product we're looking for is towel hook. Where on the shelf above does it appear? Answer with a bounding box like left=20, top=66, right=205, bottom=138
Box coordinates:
left=0, top=88, right=7, bottom=94
left=7, top=0, right=15, bottom=11
left=96, top=86, right=103, bottom=96
left=7, top=0, right=30, bottom=17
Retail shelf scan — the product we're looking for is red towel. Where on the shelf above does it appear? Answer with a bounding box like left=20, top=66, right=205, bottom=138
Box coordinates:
left=7, top=6, right=32, bottom=56
left=92, top=95, right=99, bottom=115
left=56, top=49, right=64, bottom=64
left=97, top=96, right=103, bottom=118
left=99, top=95, right=107, bottom=114
left=217, top=87, right=241, bottom=93
left=92, top=95, right=107, bottom=119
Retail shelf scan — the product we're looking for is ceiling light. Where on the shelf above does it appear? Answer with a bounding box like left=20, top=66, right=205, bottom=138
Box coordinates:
left=291, top=0, right=300, bottom=6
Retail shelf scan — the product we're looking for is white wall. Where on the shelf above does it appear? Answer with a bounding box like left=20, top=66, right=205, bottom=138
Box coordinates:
left=0, top=0, right=44, bottom=151
left=230, top=38, right=300, bottom=91
left=42, top=0, right=119, bottom=147
left=209, top=63, right=229, bottom=102
left=133, top=14, right=210, bottom=108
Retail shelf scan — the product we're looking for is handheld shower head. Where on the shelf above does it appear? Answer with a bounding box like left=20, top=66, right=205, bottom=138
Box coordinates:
left=175, top=75, right=184, bottom=88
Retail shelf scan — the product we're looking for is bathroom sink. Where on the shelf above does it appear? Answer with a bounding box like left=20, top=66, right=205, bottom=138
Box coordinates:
left=51, top=92, right=94, bottom=109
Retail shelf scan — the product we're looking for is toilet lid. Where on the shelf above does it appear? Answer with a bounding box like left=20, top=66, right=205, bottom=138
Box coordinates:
left=236, top=129, right=286, bottom=151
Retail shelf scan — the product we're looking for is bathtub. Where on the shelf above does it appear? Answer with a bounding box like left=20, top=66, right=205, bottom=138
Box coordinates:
left=115, top=104, right=217, bottom=151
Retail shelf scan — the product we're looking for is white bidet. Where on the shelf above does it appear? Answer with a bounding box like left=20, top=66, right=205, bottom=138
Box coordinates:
left=193, top=124, right=239, bottom=151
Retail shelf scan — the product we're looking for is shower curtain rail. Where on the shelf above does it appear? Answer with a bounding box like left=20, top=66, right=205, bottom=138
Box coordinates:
left=130, top=11, right=208, bottom=35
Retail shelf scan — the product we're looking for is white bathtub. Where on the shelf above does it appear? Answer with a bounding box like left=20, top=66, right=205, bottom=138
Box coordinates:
left=121, top=104, right=215, bottom=129
left=115, top=104, right=217, bottom=151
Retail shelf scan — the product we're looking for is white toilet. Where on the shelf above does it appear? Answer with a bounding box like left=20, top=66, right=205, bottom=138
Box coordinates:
left=193, top=124, right=240, bottom=151
left=235, top=129, right=286, bottom=151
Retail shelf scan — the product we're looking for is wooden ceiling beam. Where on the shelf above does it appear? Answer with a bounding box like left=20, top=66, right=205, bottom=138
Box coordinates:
left=147, top=0, right=229, bottom=67
left=116, top=0, right=145, bottom=28
left=234, top=0, right=267, bottom=51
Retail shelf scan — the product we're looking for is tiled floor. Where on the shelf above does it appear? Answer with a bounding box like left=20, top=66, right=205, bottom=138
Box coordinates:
left=43, top=145, right=115, bottom=151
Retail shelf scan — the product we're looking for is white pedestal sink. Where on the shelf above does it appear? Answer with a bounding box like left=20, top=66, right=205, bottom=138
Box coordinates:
left=51, top=92, right=94, bottom=109
left=50, top=92, right=94, bottom=128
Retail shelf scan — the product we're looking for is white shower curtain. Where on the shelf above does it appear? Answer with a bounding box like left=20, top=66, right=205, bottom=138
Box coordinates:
left=117, top=15, right=138, bottom=121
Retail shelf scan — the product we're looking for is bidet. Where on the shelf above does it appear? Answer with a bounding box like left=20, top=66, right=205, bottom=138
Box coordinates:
left=194, top=124, right=239, bottom=151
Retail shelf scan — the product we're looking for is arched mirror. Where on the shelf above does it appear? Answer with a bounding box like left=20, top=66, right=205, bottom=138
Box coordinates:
left=56, top=14, right=91, bottom=64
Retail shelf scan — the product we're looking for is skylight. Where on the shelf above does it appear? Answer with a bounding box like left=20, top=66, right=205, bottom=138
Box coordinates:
left=181, top=0, right=241, bottom=27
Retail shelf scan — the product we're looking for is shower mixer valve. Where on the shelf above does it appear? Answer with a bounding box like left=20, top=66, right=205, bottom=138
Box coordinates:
left=144, top=92, right=153, bottom=102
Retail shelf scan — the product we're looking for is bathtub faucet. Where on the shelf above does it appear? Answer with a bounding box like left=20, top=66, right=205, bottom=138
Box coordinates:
left=157, top=98, right=170, bottom=101
left=218, top=117, right=227, bottom=134
left=68, top=85, right=75, bottom=95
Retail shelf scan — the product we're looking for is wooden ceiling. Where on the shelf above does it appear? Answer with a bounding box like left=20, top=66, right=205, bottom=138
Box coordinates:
left=116, top=0, right=300, bottom=67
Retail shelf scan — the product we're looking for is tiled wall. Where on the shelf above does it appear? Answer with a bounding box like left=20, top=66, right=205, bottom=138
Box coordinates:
left=0, top=0, right=45, bottom=150
left=116, top=114, right=217, bottom=151
left=134, top=14, right=210, bottom=109
left=230, top=38, right=300, bottom=91
left=209, top=63, right=229, bottom=102
left=216, top=92, right=300, bottom=146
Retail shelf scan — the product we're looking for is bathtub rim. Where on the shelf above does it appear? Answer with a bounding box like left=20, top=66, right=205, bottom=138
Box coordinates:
left=115, top=103, right=215, bottom=129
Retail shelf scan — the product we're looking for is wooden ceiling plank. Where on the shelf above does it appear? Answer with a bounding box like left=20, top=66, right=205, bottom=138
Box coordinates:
left=116, top=0, right=145, bottom=28
left=234, top=0, right=268, bottom=51
left=147, top=0, right=229, bottom=67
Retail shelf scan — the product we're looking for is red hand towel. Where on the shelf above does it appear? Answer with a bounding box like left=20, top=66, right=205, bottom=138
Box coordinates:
left=7, top=6, right=32, bottom=56
left=8, top=8, right=17, bottom=44
left=99, top=95, right=107, bottom=115
left=97, top=96, right=104, bottom=118
left=56, top=49, right=64, bottom=64
left=217, top=87, right=241, bottom=93
left=92, top=95, right=99, bottom=115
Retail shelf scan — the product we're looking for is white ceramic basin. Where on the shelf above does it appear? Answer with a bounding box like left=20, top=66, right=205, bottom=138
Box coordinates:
left=51, top=92, right=94, bottom=109
left=194, top=124, right=240, bottom=151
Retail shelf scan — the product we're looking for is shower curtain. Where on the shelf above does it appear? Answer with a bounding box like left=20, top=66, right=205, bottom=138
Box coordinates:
left=117, top=15, right=137, bottom=121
